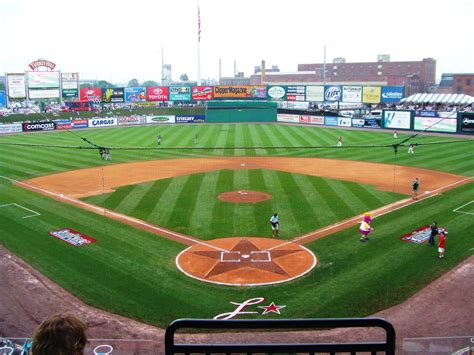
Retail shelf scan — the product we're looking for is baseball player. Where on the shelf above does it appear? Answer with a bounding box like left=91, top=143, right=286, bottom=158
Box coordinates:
left=270, top=213, right=279, bottom=237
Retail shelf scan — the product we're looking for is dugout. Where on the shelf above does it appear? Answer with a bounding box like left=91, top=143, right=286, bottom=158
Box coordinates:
left=205, top=101, right=277, bottom=123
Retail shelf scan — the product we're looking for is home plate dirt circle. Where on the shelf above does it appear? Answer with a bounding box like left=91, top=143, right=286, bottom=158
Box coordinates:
left=176, top=237, right=317, bottom=286
left=217, top=190, right=272, bottom=204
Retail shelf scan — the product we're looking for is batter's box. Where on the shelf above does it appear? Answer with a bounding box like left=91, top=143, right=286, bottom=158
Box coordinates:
left=453, top=201, right=474, bottom=215
left=250, top=251, right=271, bottom=262
left=221, top=251, right=241, bottom=262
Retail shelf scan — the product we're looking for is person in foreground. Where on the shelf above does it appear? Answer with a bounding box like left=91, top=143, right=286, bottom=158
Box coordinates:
left=32, top=313, right=88, bottom=355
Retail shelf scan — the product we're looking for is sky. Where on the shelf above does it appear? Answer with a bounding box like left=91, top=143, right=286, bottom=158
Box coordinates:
left=1, top=0, right=473, bottom=84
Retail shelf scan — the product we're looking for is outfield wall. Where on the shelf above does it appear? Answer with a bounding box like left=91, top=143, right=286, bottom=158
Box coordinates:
left=205, top=101, right=277, bottom=123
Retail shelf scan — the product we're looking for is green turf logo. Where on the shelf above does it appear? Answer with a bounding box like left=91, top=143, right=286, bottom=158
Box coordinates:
left=150, top=116, right=170, bottom=122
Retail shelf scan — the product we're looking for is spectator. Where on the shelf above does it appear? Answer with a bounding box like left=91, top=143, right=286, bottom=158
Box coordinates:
left=32, top=313, right=88, bottom=355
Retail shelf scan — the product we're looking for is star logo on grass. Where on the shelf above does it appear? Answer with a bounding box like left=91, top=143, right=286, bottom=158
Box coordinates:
left=258, top=302, right=286, bottom=315
left=191, top=238, right=301, bottom=279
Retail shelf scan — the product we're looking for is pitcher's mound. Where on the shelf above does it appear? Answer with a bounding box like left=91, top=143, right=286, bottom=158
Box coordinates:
left=218, top=190, right=272, bottom=204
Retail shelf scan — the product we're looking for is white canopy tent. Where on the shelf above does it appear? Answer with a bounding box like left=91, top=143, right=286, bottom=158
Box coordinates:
left=401, top=93, right=474, bottom=105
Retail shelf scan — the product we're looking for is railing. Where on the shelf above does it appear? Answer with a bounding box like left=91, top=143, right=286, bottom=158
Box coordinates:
left=165, top=318, right=396, bottom=355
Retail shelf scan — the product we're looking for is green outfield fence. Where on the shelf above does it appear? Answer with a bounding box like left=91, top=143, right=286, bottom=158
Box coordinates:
left=205, top=100, right=277, bottom=123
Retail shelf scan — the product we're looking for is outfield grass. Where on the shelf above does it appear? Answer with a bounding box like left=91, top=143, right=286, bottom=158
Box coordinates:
left=84, top=169, right=405, bottom=240
left=0, top=124, right=473, bottom=327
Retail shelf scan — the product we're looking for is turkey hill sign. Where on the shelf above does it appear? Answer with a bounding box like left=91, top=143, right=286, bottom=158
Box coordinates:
left=29, top=59, right=56, bottom=71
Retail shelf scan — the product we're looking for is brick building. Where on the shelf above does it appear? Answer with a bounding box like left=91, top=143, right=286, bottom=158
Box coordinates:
left=249, top=57, right=436, bottom=97
left=437, top=73, right=474, bottom=96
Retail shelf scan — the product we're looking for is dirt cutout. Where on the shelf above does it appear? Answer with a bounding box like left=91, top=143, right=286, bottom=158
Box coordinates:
left=218, top=190, right=272, bottom=203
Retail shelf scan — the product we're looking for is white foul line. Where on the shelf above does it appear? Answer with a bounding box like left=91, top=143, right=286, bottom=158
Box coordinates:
left=0, top=203, right=41, bottom=218
left=0, top=175, right=229, bottom=253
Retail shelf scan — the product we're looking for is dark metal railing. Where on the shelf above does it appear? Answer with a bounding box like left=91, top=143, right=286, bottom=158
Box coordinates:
left=165, top=317, right=396, bottom=355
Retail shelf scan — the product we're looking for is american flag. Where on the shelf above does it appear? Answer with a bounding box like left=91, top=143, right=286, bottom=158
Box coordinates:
left=198, top=5, right=201, bottom=42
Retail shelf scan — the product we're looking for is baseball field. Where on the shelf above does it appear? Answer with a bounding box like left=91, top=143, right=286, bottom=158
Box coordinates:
left=0, top=123, right=473, bottom=327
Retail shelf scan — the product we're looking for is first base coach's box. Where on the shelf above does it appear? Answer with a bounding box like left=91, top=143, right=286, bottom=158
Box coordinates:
left=205, top=101, right=277, bottom=123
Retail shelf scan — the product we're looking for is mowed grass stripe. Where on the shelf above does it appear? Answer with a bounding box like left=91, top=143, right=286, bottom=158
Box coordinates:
left=210, top=170, right=235, bottom=238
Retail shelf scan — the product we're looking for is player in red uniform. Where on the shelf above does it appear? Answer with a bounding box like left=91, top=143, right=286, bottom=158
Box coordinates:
left=438, top=231, right=446, bottom=259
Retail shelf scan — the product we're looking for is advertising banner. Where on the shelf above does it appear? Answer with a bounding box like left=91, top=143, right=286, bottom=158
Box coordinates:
left=0, top=91, right=6, bottom=107
left=324, top=86, right=342, bottom=102
left=147, top=86, right=169, bottom=101
left=306, top=86, right=324, bottom=102
left=287, top=101, right=309, bottom=109
left=276, top=114, right=300, bottom=123
left=102, top=88, right=125, bottom=103
left=169, top=86, right=192, bottom=101
left=80, top=88, right=102, bottom=101
left=28, top=89, right=60, bottom=99
left=192, top=86, right=213, bottom=100
left=414, top=116, right=457, bottom=133
left=324, top=116, right=338, bottom=126
left=117, top=116, right=146, bottom=125
left=61, top=73, right=79, bottom=89
left=0, top=123, right=22, bottom=134
left=364, top=117, right=381, bottom=128
left=383, top=110, right=411, bottom=129
left=352, top=118, right=365, bottom=128
left=7, top=73, right=26, bottom=98
left=286, top=86, right=305, bottom=101
left=145, top=115, right=176, bottom=124
left=338, top=117, right=352, bottom=127
left=175, top=115, right=206, bottom=123
left=124, top=87, right=146, bottom=102
left=53, top=119, right=73, bottom=130
left=342, top=86, right=362, bottom=103
left=267, top=85, right=287, bottom=101
left=22, top=121, right=56, bottom=132
left=400, top=225, right=447, bottom=244
left=62, top=89, right=78, bottom=98
left=300, top=115, right=324, bottom=125
left=460, top=112, right=474, bottom=132
left=362, top=86, right=381, bottom=103
left=27, top=71, right=60, bottom=88
left=381, top=86, right=404, bottom=103
left=213, top=86, right=267, bottom=99
left=71, top=119, right=88, bottom=129
left=89, top=117, right=118, bottom=128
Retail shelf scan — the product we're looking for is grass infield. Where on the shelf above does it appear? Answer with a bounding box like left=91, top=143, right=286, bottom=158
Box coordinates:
left=0, top=124, right=473, bottom=327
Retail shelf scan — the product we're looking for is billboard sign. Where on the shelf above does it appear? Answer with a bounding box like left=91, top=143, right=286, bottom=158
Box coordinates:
left=7, top=74, right=26, bottom=98
left=89, top=117, right=118, bottom=128
left=362, top=86, right=381, bottom=103
left=267, top=86, right=287, bottom=101
left=29, top=59, right=56, bottom=71
left=71, top=119, right=88, bottom=129
left=175, top=115, right=206, bottom=123
left=147, top=86, right=169, bottom=101
left=324, top=116, right=338, bottom=126
left=381, top=86, right=404, bottom=103
left=169, top=86, right=192, bottom=101
left=27, top=71, right=60, bottom=88
left=460, top=112, right=474, bottom=132
left=300, top=115, right=324, bottom=125
left=0, top=123, right=22, bottom=134
left=61, top=73, right=79, bottom=89
left=124, top=87, right=147, bottom=102
left=80, top=88, right=102, bottom=101
left=324, top=86, right=342, bottom=102
left=53, top=119, right=73, bottom=130
left=276, top=114, right=300, bottom=123
left=22, top=121, right=56, bottom=132
left=383, top=110, right=411, bottom=129
left=414, top=116, right=457, bottom=133
left=192, top=86, right=213, bottom=100
left=28, top=89, right=60, bottom=99
left=102, top=88, right=125, bottom=103
left=342, top=86, right=362, bottom=103
left=117, top=116, right=146, bottom=125
left=145, top=115, right=176, bottom=124
left=305, top=86, right=324, bottom=102
left=213, top=86, right=267, bottom=99
left=338, top=117, right=352, bottom=127
left=62, top=89, right=78, bottom=98
left=0, top=91, right=6, bottom=107
left=286, top=86, right=305, bottom=101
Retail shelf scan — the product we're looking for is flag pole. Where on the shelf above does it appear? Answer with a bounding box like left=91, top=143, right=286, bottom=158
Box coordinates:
left=197, top=2, right=201, bottom=85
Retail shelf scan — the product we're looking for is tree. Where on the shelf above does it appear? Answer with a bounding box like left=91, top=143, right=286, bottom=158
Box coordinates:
left=179, top=74, right=189, bottom=82
left=97, top=80, right=115, bottom=88
left=143, top=80, right=158, bottom=87
left=128, top=78, right=139, bottom=87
